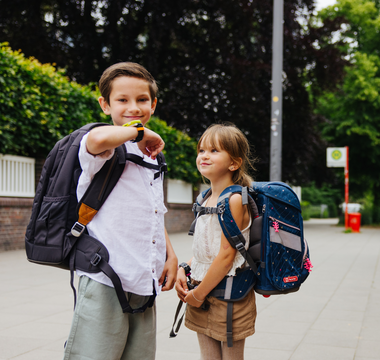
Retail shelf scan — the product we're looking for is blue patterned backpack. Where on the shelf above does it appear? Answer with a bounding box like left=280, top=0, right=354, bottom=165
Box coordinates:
left=170, top=181, right=312, bottom=346
left=190, top=181, right=311, bottom=298
left=249, top=182, right=311, bottom=295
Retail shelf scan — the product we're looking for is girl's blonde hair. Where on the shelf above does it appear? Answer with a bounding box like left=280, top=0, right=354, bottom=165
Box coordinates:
left=197, top=123, right=257, bottom=187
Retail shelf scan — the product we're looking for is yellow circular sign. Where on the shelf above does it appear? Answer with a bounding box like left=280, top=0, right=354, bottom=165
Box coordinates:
left=273, top=96, right=279, bottom=102
left=332, top=150, right=342, bottom=160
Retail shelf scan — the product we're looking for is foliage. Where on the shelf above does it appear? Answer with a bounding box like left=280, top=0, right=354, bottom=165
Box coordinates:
left=146, top=117, right=201, bottom=185
left=0, top=43, right=200, bottom=182
left=315, top=0, right=380, bottom=222
left=301, top=182, right=341, bottom=218
left=0, top=43, right=107, bottom=157
left=302, top=182, right=342, bottom=205
left=0, top=0, right=348, bottom=183
left=300, top=201, right=311, bottom=220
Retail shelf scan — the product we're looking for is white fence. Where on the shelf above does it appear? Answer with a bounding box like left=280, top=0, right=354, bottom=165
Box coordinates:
left=167, top=179, right=193, bottom=204
left=0, top=154, right=35, bottom=197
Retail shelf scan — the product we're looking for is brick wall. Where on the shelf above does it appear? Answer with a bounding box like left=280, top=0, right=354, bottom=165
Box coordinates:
left=163, top=178, right=198, bottom=234
left=0, top=173, right=198, bottom=252
left=0, top=197, right=33, bottom=251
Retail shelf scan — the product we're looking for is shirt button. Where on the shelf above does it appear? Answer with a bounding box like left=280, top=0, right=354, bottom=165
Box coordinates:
left=152, top=269, right=155, bottom=273
left=150, top=182, right=153, bottom=186
left=152, top=240, right=156, bottom=244
left=155, top=209, right=158, bottom=214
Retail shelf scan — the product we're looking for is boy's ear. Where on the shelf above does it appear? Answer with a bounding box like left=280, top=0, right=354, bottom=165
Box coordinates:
left=151, top=97, right=158, bottom=114
left=98, top=97, right=111, bottom=115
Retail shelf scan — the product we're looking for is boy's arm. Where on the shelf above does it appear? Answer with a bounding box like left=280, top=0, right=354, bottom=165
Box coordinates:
left=86, top=125, right=164, bottom=159
left=159, top=228, right=178, bottom=291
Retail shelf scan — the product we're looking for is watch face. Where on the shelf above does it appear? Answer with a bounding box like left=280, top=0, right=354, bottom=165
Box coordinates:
left=180, top=263, right=190, bottom=274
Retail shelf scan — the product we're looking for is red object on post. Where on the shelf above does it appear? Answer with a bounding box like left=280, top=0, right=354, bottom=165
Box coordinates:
left=345, top=146, right=349, bottom=230
left=348, top=213, right=361, bottom=232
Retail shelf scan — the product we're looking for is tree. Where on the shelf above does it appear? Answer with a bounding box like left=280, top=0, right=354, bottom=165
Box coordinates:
left=0, top=43, right=200, bottom=182
left=0, top=0, right=347, bottom=182
left=316, top=0, right=380, bottom=221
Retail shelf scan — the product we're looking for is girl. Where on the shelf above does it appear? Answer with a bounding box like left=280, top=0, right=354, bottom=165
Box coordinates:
left=175, top=123, right=257, bottom=360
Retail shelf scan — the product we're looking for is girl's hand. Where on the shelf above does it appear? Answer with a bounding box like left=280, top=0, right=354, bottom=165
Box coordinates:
left=175, top=267, right=189, bottom=302
left=138, top=128, right=165, bottom=159
left=184, top=289, right=205, bottom=308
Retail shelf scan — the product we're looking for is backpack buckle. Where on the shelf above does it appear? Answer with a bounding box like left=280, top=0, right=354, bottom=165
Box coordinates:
left=71, top=222, right=86, bottom=237
left=90, top=253, right=102, bottom=266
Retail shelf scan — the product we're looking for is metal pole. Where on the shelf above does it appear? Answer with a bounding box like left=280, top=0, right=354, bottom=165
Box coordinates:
left=269, top=0, right=284, bottom=181
left=345, top=146, right=349, bottom=230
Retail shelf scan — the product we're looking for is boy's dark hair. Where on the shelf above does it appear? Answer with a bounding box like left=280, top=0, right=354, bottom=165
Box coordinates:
left=99, top=62, right=158, bottom=104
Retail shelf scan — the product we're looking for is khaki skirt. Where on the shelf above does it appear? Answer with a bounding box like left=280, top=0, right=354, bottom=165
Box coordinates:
left=185, top=288, right=257, bottom=342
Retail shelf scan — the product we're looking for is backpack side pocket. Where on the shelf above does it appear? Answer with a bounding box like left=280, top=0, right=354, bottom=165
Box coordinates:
left=34, top=196, right=71, bottom=255
left=268, top=218, right=304, bottom=292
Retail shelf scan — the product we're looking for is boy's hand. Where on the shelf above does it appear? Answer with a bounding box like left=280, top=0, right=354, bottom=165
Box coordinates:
left=175, top=268, right=189, bottom=302
left=159, top=255, right=177, bottom=291
left=138, top=128, right=165, bottom=159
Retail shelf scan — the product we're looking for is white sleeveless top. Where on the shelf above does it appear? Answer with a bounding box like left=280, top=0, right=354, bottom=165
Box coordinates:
left=191, top=199, right=251, bottom=281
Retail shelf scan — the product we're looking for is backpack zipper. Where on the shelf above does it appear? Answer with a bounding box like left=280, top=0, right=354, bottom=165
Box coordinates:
left=270, top=215, right=307, bottom=269
left=302, top=238, right=309, bottom=264
left=269, top=216, right=301, bottom=231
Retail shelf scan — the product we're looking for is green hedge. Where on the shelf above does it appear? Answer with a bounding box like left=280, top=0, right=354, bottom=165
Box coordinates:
left=0, top=43, right=108, bottom=157
left=0, top=43, right=200, bottom=184
left=301, top=201, right=311, bottom=220
left=146, top=117, right=201, bottom=185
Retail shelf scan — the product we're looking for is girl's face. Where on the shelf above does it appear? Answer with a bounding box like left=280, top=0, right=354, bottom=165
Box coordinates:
left=196, top=137, right=235, bottom=182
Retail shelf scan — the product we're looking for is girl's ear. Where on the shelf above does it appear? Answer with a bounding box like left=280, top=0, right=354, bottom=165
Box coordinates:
left=98, top=96, right=111, bottom=115
left=229, top=158, right=242, bottom=172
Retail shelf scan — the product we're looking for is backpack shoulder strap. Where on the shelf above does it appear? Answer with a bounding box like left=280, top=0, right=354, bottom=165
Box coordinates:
left=124, top=151, right=167, bottom=179
left=72, top=144, right=168, bottom=236
left=188, top=187, right=219, bottom=235
left=217, top=185, right=259, bottom=271
left=72, top=144, right=126, bottom=237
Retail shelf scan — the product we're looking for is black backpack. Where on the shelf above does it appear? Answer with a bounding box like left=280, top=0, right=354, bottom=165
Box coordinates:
left=25, top=122, right=167, bottom=313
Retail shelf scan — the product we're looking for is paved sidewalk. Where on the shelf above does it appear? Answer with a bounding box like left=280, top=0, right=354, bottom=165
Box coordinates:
left=1, top=219, right=380, bottom=360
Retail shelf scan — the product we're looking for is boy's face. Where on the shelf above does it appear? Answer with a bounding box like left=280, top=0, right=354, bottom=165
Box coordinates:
left=98, top=76, right=157, bottom=126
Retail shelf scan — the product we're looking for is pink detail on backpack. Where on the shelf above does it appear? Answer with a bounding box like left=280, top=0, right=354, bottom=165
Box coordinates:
left=273, top=221, right=279, bottom=232
left=304, top=258, right=313, bottom=272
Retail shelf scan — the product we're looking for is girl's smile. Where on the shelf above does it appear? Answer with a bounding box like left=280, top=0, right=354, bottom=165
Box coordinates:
left=196, top=140, right=235, bottom=183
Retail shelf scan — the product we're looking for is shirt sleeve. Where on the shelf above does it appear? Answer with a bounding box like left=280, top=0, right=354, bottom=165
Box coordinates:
left=79, top=133, right=115, bottom=176
left=77, top=133, right=115, bottom=200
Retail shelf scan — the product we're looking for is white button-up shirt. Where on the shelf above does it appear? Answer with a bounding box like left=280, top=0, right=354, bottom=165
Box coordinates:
left=76, top=133, right=167, bottom=296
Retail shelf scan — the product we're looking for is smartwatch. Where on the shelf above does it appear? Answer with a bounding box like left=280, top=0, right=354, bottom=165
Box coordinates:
left=178, top=262, right=191, bottom=277
left=122, top=120, right=144, bottom=143
left=132, top=123, right=144, bottom=143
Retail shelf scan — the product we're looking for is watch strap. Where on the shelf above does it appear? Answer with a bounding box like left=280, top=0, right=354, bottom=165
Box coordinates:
left=122, top=120, right=142, bottom=127
left=179, top=262, right=191, bottom=277
left=132, top=123, right=144, bottom=143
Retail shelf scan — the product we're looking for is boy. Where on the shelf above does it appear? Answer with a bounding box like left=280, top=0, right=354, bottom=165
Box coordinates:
left=63, top=62, right=178, bottom=360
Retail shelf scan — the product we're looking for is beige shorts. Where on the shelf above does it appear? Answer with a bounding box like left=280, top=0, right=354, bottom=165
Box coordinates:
left=185, top=288, right=257, bottom=342
left=63, top=276, right=156, bottom=360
